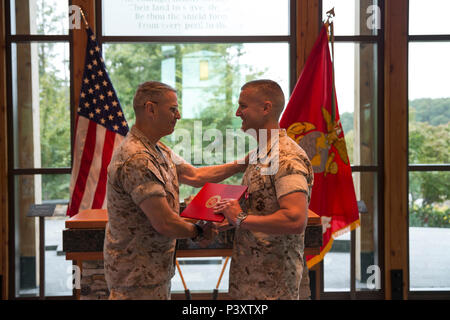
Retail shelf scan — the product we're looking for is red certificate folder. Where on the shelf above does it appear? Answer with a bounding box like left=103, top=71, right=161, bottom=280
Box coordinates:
left=180, top=183, right=248, bottom=222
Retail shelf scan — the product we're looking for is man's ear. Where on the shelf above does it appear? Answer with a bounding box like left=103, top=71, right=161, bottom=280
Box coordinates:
left=263, top=101, right=273, bottom=115
left=145, top=101, right=157, bottom=118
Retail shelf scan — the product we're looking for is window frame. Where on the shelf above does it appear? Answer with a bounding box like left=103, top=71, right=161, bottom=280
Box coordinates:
left=406, top=0, right=450, bottom=299
left=317, top=0, right=386, bottom=300
left=5, top=0, right=74, bottom=299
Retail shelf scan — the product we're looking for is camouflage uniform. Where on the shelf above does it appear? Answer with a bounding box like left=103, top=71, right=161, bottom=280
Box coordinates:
left=104, top=126, right=185, bottom=300
left=229, top=129, right=314, bottom=300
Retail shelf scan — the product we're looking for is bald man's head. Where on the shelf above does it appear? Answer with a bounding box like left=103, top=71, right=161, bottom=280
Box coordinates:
left=133, top=81, right=177, bottom=116
left=240, top=79, right=285, bottom=120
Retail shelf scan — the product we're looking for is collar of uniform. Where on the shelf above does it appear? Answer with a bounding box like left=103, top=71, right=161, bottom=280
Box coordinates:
left=130, top=125, right=166, bottom=165
left=256, top=129, right=286, bottom=160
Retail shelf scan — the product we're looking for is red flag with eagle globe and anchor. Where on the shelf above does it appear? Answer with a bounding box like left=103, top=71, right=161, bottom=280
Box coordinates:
left=280, top=24, right=360, bottom=268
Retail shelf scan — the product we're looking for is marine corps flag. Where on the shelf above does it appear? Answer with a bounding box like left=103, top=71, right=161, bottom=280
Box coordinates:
left=280, top=23, right=360, bottom=268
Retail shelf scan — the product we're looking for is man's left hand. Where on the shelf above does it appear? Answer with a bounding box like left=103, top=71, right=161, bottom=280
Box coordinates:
left=213, top=199, right=242, bottom=226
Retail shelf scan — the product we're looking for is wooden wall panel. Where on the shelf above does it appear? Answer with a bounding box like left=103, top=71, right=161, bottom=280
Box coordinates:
left=297, top=0, right=320, bottom=77
left=0, top=0, right=8, bottom=300
left=296, top=0, right=321, bottom=300
left=15, top=0, right=38, bottom=268
left=72, top=0, right=95, bottom=116
left=384, top=0, right=408, bottom=300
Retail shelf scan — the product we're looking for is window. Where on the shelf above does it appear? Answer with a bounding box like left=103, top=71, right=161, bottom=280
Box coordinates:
left=409, top=0, right=450, bottom=35
left=408, top=0, right=450, bottom=293
left=320, top=0, right=383, bottom=297
left=10, top=0, right=69, bottom=35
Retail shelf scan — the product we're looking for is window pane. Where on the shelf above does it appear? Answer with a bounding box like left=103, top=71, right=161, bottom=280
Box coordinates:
left=11, top=0, right=69, bottom=35
left=105, top=43, right=289, bottom=124
left=14, top=174, right=70, bottom=297
left=102, top=0, right=289, bottom=36
left=14, top=175, right=39, bottom=297
left=409, top=171, right=450, bottom=291
left=42, top=176, right=72, bottom=296
left=41, top=174, right=70, bottom=202
left=409, top=43, right=450, bottom=165
left=45, top=206, right=72, bottom=297
left=12, top=42, right=71, bottom=169
left=334, top=42, right=378, bottom=166
left=353, top=172, right=380, bottom=291
left=324, top=171, right=380, bottom=292
left=322, top=0, right=380, bottom=36
left=409, top=0, right=450, bottom=35
left=324, top=232, right=350, bottom=292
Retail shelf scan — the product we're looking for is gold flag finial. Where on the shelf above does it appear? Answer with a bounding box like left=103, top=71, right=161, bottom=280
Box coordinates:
left=324, top=7, right=335, bottom=37
left=326, top=7, right=335, bottom=22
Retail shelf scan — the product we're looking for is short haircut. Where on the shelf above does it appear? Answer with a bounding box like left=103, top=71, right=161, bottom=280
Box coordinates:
left=241, top=79, right=285, bottom=117
left=133, top=81, right=177, bottom=113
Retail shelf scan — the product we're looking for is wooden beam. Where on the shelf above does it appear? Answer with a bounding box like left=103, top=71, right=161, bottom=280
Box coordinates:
left=0, top=0, right=8, bottom=300
left=72, top=0, right=95, bottom=116
left=384, top=0, right=408, bottom=300
left=354, top=0, right=377, bottom=284
left=296, top=0, right=320, bottom=78
left=296, top=0, right=321, bottom=300
left=15, top=0, right=39, bottom=291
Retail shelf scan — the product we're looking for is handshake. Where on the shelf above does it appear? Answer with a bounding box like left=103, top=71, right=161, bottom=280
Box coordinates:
left=191, top=199, right=244, bottom=247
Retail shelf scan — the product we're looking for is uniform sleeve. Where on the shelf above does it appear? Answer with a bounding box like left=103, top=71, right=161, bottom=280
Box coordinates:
left=274, top=156, right=311, bottom=200
left=157, top=141, right=188, bottom=168
left=120, top=154, right=167, bottom=206
left=169, top=149, right=189, bottom=167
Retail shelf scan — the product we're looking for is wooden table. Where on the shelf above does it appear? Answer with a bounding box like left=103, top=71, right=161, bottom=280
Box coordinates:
left=64, top=208, right=322, bottom=260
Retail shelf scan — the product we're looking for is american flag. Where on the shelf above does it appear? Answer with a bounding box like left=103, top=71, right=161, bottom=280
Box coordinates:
left=67, top=27, right=128, bottom=217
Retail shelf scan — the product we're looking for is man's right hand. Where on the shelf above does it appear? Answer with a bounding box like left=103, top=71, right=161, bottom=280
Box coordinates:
left=195, top=221, right=218, bottom=247
left=214, top=220, right=234, bottom=232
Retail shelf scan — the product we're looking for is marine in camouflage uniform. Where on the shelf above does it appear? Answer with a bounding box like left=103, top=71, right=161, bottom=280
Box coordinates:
left=104, top=125, right=186, bottom=300
left=229, top=129, right=314, bottom=300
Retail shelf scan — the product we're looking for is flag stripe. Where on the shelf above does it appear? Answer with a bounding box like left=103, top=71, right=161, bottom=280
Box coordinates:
left=69, top=120, right=98, bottom=216
left=79, top=124, right=107, bottom=212
left=306, top=219, right=360, bottom=269
left=98, top=134, right=125, bottom=210
left=92, top=129, right=116, bottom=208
left=67, top=116, right=81, bottom=215
left=68, top=115, right=88, bottom=205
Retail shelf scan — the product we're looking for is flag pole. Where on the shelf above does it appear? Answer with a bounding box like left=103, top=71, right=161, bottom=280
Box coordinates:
left=325, top=8, right=336, bottom=124
left=79, top=7, right=90, bottom=29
